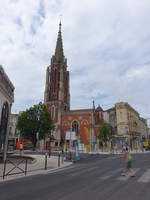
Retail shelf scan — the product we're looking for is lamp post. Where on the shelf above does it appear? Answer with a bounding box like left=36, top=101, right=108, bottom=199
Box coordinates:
left=36, top=112, right=40, bottom=151
left=36, top=131, right=39, bottom=152
left=90, top=104, right=95, bottom=153
left=90, top=123, right=92, bottom=153
left=48, top=131, right=52, bottom=158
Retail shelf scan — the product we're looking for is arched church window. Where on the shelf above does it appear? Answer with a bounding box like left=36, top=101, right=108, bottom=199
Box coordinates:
left=1, top=101, right=9, bottom=127
left=0, top=101, right=9, bottom=151
left=72, top=121, right=79, bottom=134
left=51, top=105, right=55, bottom=120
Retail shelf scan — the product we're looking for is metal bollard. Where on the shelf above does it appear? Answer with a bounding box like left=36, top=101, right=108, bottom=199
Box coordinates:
left=48, top=148, right=51, bottom=158
left=45, top=152, right=48, bottom=170
left=58, top=152, right=60, bottom=167
left=3, top=159, right=7, bottom=180
left=69, top=151, right=72, bottom=161
left=25, top=159, right=28, bottom=175
left=61, top=152, right=64, bottom=164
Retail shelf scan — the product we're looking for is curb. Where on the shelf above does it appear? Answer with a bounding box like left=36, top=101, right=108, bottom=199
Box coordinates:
left=0, top=162, right=73, bottom=183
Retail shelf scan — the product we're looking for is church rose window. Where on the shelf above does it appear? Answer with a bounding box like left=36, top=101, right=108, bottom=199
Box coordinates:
left=72, top=121, right=79, bottom=134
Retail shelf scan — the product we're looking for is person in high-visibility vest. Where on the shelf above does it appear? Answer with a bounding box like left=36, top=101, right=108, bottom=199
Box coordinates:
left=121, top=147, right=135, bottom=177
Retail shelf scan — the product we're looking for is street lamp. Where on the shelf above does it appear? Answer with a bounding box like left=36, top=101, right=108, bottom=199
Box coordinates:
left=36, top=131, right=39, bottom=151
left=36, top=112, right=40, bottom=151
left=47, top=134, right=51, bottom=158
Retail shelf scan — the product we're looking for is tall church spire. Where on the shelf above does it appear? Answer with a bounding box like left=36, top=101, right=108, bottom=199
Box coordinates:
left=45, top=21, right=70, bottom=147
left=54, top=21, right=64, bottom=63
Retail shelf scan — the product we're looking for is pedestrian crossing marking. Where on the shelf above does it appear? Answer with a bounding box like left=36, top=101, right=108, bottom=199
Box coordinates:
left=97, top=168, right=150, bottom=184
left=70, top=166, right=99, bottom=177
left=100, top=168, right=122, bottom=180
left=117, top=168, right=140, bottom=181
left=66, top=166, right=150, bottom=184
left=137, top=170, right=150, bottom=183
left=101, top=175, right=112, bottom=180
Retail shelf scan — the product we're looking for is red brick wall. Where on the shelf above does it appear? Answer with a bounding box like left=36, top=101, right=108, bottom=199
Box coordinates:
left=61, top=112, right=91, bottom=144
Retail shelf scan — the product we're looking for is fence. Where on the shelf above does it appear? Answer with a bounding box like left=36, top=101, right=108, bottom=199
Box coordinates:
left=0, top=152, right=70, bottom=180
left=0, top=156, right=28, bottom=180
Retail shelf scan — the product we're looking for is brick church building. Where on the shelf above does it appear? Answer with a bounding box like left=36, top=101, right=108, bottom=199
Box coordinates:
left=44, top=22, right=103, bottom=150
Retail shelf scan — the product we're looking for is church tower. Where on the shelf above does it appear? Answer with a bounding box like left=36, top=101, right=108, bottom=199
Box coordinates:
left=44, top=22, right=70, bottom=146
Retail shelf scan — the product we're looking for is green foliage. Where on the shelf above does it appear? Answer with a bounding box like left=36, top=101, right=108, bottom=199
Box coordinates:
left=98, top=122, right=114, bottom=143
left=17, top=102, right=55, bottom=148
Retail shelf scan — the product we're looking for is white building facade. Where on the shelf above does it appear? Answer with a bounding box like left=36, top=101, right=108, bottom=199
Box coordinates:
left=0, top=65, right=14, bottom=152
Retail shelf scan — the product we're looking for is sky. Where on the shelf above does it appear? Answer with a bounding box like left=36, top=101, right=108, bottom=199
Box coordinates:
left=0, top=0, right=150, bottom=121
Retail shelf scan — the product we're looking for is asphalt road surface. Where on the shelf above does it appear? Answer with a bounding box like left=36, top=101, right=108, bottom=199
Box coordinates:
left=0, top=153, right=150, bottom=200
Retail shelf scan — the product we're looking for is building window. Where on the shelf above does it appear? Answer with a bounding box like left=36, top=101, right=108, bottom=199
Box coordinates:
left=51, top=105, right=55, bottom=120
left=72, top=121, right=79, bottom=134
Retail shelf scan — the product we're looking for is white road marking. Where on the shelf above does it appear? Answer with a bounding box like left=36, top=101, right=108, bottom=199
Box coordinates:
left=101, top=175, right=112, bottom=180
left=100, top=168, right=122, bottom=180
left=70, top=166, right=99, bottom=177
left=138, top=170, right=150, bottom=183
left=117, top=168, right=140, bottom=181
left=45, top=165, right=75, bottom=174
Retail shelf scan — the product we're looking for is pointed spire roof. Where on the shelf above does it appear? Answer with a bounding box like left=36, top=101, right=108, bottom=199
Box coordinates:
left=96, top=104, right=103, bottom=112
left=54, top=21, right=64, bottom=63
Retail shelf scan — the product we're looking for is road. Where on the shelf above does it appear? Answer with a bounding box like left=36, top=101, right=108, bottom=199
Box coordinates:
left=0, top=153, right=150, bottom=200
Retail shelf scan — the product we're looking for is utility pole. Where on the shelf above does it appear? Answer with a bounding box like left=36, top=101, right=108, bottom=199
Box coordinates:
left=90, top=112, right=93, bottom=152
left=90, top=101, right=95, bottom=153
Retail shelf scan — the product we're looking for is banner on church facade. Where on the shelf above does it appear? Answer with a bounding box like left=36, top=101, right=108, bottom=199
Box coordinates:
left=65, top=131, right=76, bottom=140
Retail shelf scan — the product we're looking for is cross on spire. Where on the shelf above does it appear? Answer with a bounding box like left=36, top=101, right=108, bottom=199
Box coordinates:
left=59, top=14, right=62, bottom=32
left=59, top=21, right=61, bottom=32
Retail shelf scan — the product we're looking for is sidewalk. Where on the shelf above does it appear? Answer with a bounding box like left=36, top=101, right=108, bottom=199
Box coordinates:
left=0, top=154, right=72, bottom=182
left=89, top=150, right=150, bottom=155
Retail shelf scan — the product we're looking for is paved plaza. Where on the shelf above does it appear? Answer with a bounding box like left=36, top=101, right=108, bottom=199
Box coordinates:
left=0, top=154, right=72, bottom=181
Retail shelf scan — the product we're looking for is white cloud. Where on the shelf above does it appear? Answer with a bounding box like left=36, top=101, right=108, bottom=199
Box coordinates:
left=0, top=0, right=150, bottom=119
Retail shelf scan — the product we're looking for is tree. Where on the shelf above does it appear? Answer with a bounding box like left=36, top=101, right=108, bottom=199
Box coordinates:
left=17, top=102, right=55, bottom=150
left=98, top=122, right=114, bottom=146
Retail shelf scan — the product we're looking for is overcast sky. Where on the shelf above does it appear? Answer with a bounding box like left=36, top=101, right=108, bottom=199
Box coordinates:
left=0, top=0, right=150, bottom=120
